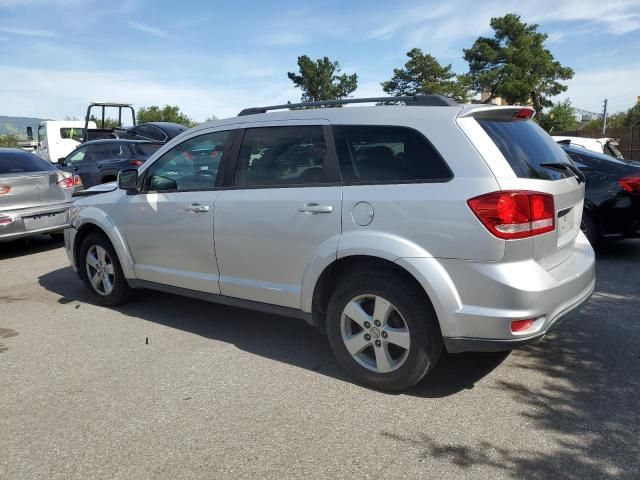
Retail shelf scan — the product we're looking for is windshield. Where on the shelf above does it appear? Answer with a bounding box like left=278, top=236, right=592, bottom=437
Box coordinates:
left=477, top=118, right=572, bottom=180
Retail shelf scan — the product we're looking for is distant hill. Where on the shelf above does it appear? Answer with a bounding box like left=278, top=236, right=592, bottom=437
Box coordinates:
left=0, top=115, right=48, bottom=139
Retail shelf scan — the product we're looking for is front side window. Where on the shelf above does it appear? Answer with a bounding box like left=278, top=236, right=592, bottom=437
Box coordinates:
left=145, top=131, right=229, bottom=192
left=65, top=146, right=88, bottom=166
left=38, top=125, right=46, bottom=143
left=333, top=126, right=452, bottom=183
left=234, top=126, right=328, bottom=187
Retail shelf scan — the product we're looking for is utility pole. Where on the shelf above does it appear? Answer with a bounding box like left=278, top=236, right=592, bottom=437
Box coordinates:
left=601, top=99, right=608, bottom=137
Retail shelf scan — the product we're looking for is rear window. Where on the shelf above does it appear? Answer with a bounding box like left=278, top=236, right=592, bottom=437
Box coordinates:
left=60, top=128, right=85, bottom=141
left=131, top=143, right=162, bottom=157
left=0, top=151, right=56, bottom=174
left=333, top=126, right=452, bottom=183
left=477, top=118, right=572, bottom=180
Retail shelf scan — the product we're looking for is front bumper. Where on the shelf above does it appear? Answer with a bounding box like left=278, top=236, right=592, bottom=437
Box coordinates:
left=0, top=203, right=71, bottom=242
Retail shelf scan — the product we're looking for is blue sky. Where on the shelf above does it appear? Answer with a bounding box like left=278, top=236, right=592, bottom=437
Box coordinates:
left=1, top=0, right=639, bottom=121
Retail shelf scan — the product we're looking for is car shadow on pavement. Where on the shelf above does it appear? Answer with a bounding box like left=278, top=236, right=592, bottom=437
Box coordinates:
left=380, top=241, right=640, bottom=479
left=0, top=234, right=63, bottom=260
left=38, top=266, right=508, bottom=398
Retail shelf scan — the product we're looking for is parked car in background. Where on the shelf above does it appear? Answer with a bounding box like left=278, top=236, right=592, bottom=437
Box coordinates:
left=553, top=136, right=624, bottom=159
left=561, top=144, right=640, bottom=244
left=117, top=122, right=188, bottom=143
left=57, top=139, right=162, bottom=188
left=0, top=148, right=80, bottom=242
left=64, top=96, right=595, bottom=391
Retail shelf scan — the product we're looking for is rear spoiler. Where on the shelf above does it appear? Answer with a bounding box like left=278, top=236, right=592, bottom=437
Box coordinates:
left=457, top=105, right=536, bottom=120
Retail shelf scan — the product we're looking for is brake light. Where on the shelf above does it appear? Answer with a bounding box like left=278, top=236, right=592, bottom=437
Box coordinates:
left=618, top=173, right=640, bottom=194
left=511, top=319, right=535, bottom=332
left=130, top=159, right=144, bottom=167
left=514, top=108, right=535, bottom=120
left=0, top=185, right=10, bottom=195
left=57, top=174, right=82, bottom=189
left=468, top=191, right=555, bottom=239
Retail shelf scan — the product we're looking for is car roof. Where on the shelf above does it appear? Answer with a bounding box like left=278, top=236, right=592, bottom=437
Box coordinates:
left=0, top=148, right=39, bottom=156
left=561, top=144, right=630, bottom=164
left=82, top=139, right=159, bottom=146
left=136, top=122, right=188, bottom=132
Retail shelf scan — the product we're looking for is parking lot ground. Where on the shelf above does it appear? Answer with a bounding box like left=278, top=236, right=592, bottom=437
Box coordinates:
left=1, top=235, right=639, bottom=479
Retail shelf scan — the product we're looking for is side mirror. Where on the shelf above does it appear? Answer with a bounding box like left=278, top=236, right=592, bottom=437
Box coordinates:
left=27, top=127, right=33, bottom=141
left=57, top=158, right=66, bottom=166
left=118, top=169, right=139, bottom=191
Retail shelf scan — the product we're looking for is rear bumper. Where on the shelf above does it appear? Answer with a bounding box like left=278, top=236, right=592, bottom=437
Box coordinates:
left=398, top=232, right=596, bottom=353
left=0, top=203, right=71, bottom=242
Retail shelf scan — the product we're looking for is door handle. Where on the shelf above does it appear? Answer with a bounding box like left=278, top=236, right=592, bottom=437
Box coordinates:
left=183, top=204, right=210, bottom=213
left=298, top=203, right=333, bottom=214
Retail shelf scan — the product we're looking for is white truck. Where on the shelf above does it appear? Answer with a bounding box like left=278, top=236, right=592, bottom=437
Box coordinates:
left=26, top=120, right=97, bottom=163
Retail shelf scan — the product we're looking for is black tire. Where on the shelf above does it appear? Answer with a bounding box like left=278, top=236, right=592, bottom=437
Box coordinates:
left=581, top=210, right=599, bottom=246
left=326, top=270, right=443, bottom=391
left=78, top=232, right=132, bottom=306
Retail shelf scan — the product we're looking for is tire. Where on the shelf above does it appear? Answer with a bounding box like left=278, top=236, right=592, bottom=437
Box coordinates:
left=326, top=270, right=443, bottom=391
left=581, top=210, right=599, bottom=246
left=78, top=232, right=132, bottom=306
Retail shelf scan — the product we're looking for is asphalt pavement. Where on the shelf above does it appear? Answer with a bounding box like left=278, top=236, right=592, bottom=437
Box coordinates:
left=0, top=235, right=638, bottom=479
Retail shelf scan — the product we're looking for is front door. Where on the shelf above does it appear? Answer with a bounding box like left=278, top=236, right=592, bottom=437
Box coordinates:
left=214, top=124, right=341, bottom=308
left=121, top=129, right=231, bottom=293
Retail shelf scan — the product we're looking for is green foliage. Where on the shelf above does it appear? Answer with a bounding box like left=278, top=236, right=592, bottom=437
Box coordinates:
left=89, top=115, right=122, bottom=129
left=137, top=105, right=196, bottom=127
left=0, top=134, right=21, bottom=148
left=382, top=48, right=470, bottom=102
left=539, top=99, right=577, bottom=133
left=203, top=115, right=219, bottom=124
left=463, top=13, right=574, bottom=115
left=288, top=55, right=358, bottom=102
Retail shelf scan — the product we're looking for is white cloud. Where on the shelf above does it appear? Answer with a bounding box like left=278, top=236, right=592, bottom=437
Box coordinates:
left=128, top=21, right=170, bottom=38
left=0, top=26, right=56, bottom=37
left=0, top=66, right=299, bottom=122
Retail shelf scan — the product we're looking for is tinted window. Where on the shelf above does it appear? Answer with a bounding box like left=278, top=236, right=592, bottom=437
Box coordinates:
left=145, top=131, right=228, bottom=191
left=234, top=126, right=328, bottom=187
left=131, top=143, right=162, bottom=157
left=60, top=128, right=85, bottom=141
left=333, top=126, right=451, bottom=183
left=83, top=144, right=129, bottom=164
left=0, top=151, right=56, bottom=174
left=66, top=146, right=88, bottom=166
left=130, top=125, right=166, bottom=142
left=477, top=119, right=572, bottom=180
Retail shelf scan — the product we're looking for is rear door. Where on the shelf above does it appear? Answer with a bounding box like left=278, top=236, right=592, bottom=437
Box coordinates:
left=459, top=108, right=585, bottom=268
left=214, top=122, right=341, bottom=308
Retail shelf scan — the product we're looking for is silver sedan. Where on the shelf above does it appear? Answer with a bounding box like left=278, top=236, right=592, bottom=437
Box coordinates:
left=0, top=148, right=81, bottom=242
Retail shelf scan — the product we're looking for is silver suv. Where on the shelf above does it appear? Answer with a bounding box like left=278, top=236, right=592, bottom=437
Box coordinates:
left=64, top=95, right=595, bottom=391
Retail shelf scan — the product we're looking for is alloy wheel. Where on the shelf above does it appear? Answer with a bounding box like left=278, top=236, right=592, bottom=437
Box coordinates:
left=85, top=245, right=115, bottom=296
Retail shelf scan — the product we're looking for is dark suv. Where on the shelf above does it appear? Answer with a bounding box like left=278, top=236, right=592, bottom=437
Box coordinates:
left=58, top=139, right=162, bottom=188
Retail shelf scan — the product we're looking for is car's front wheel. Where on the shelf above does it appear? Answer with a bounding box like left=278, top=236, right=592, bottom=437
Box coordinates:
left=79, top=232, right=132, bottom=306
left=326, top=270, right=443, bottom=391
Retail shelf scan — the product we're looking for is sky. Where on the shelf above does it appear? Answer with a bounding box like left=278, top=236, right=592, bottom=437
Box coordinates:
left=0, top=0, right=639, bottom=122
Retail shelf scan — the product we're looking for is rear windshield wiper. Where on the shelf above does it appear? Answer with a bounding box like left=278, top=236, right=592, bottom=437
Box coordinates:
left=540, top=162, right=585, bottom=184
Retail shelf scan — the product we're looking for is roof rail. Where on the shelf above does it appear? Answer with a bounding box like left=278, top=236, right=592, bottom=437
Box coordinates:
left=237, top=94, right=458, bottom=116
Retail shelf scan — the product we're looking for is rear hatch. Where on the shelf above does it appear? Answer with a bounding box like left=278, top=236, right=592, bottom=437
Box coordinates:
left=459, top=107, right=585, bottom=269
left=0, top=152, right=69, bottom=211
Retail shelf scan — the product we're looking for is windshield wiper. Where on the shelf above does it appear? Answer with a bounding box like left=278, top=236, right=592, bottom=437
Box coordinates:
left=540, top=162, right=585, bottom=184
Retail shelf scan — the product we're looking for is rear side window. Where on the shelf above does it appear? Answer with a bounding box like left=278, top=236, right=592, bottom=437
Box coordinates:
left=130, top=125, right=166, bottom=142
left=477, top=119, right=572, bottom=180
left=84, top=144, right=129, bottom=163
left=60, top=128, right=85, bottom=141
left=234, top=126, right=328, bottom=187
left=333, top=126, right=451, bottom=183
left=0, top=151, right=56, bottom=174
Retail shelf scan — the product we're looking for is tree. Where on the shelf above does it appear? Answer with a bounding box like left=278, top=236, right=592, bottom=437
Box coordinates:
left=0, top=134, right=20, bottom=148
left=463, top=13, right=574, bottom=116
left=381, top=48, right=470, bottom=102
left=137, top=105, right=195, bottom=127
left=287, top=55, right=358, bottom=103
left=203, top=115, right=219, bottom=124
left=539, top=99, right=577, bottom=133
left=89, top=116, right=121, bottom=129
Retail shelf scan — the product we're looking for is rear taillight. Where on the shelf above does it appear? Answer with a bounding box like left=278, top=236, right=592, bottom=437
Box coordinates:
left=57, top=174, right=82, bottom=189
left=130, top=159, right=144, bottom=167
left=468, top=191, right=555, bottom=240
left=0, top=185, right=11, bottom=195
left=619, top=173, right=640, bottom=194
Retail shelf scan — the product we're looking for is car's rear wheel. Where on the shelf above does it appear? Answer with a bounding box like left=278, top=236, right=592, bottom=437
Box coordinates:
left=79, top=233, right=132, bottom=306
left=326, top=270, right=442, bottom=391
